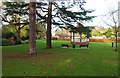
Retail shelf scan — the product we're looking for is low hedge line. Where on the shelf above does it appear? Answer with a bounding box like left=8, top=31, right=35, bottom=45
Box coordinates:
left=89, top=38, right=120, bottom=43
left=2, top=38, right=22, bottom=46
left=52, top=37, right=70, bottom=41
left=89, top=39, right=111, bottom=42
left=2, top=38, right=10, bottom=46
left=52, top=37, right=120, bottom=42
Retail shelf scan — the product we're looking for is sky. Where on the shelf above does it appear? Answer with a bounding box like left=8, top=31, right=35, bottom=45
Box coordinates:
left=82, top=0, right=120, bottom=27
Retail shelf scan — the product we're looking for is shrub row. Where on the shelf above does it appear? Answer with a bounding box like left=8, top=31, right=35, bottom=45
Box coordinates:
left=2, top=38, right=10, bottom=46
left=90, top=38, right=120, bottom=43
left=2, top=38, right=22, bottom=46
left=52, top=37, right=58, bottom=40
left=89, top=38, right=111, bottom=42
left=52, top=37, right=120, bottom=43
left=52, top=37, right=70, bottom=41
left=59, top=38, right=70, bottom=41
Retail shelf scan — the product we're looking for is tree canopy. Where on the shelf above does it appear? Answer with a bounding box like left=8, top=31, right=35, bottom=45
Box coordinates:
left=2, top=1, right=95, bottom=29
left=2, top=1, right=96, bottom=50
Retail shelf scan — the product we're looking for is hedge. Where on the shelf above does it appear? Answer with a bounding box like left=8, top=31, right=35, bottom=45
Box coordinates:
left=52, top=37, right=120, bottom=43
left=2, top=38, right=9, bottom=46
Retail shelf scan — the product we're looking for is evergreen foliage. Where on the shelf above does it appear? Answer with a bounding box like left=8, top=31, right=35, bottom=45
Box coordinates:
left=2, top=2, right=95, bottom=30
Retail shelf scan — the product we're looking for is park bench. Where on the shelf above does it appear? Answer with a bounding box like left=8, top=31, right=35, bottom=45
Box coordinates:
left=61, top=44, right=69, bottom=48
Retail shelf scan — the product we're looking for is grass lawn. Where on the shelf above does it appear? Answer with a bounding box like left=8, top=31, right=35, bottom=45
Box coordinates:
left=2, top=40, right=118, bottom=76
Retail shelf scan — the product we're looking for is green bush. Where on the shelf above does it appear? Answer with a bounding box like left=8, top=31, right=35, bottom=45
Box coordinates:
left=15, top=39, right=21, bottom=45
left=2, top=38, right=9, bottom=46
left=81, top=33, right=87, bottom=38
left=4, top=32, right=15, bottom=39
left=21, top=36, right=29, bottom=41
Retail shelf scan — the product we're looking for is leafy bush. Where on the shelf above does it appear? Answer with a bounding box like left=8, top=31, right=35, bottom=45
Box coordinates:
left=4, top=31, right=22, bottom=44
left=15, top=39, right=21, bottom=44
left=52, top=37, right=70, bottom=41
left=105, top=32, right=112, bottom=38
left=4, top=32, right=15, bottom=39
left=21, top=36, right=29, bottom=41
left=81, top=33, right=87, bottom=38
left=2, top=38, right=9, bottom=46
left=52, top=36, right=59, bottom=40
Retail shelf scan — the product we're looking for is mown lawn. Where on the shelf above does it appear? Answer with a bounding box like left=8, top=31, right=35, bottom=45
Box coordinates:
left=2, top=40, right=118, bottom=76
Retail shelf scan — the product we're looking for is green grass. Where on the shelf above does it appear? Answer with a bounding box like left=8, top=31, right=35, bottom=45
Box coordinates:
left=2, top=40, right=118, bottom=76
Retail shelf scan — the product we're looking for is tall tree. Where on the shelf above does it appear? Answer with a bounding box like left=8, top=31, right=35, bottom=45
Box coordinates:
left=36, top=22, right=46, bottom=39
left=2, top=2, right=29, bottom=43
left=2, top=1, right=95, bottom=50
left=28, top=2, right=36, bottom=54
left=52, top=2, right=95, bottom=40
left=46, top=2, right=52, bottom=48
left=52, top=2, right=95, bottom=32
left=2, top=2, right=46, bottom=54
left=103, top=9, right=118, bottom=51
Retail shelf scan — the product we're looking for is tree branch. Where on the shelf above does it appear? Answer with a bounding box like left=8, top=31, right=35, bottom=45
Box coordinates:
left=36, top=11, right=47, bottom=19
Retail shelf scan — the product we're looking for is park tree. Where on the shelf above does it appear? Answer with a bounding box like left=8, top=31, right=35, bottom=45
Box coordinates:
left=104, top=28, right=113, bottom=38
left=52, top=2, right=95, bottom=40
left=2, top=1, right=95, bottom=53
left=108, top=11, right=118, bottom=51
left=73, top=22, right=92, bottom=38
left=53, top=2, right=95, bottom=27
left=55, top=28, right=70, bottom=38
left=28, top=2, right=36, bottom=54
left=2, top=2, right=37, bottom=54
left=2, top=2, right=29, bottom=43
left=92, top=27, right=108, bottom=36
left=2, top=2, right=49, bottom=49
left=36, top=22, right=46, bottom=39
left=46, top=2, right=52, bottom=48
left=2, top=2, right=45, bottom=54
left=102, top=6, right=118, bottom=51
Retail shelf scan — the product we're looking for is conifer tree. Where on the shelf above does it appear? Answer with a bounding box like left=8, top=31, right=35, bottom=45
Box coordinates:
left=2, top=1, right=95, bottom=53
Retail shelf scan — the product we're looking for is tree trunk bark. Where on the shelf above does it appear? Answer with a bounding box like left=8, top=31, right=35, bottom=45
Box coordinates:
left=46, top=2, right=52, bottom=48
left=115, top=31, right=117, bottom=51
left=29, top=2, right=36, bottom=54
left=115, top=23, right=117, bottom=51
left=16, top=26, right=22, bottom=41
left=115, top=25, right=117, bottom=51
left=18, top=26, right=21, bottom=37
left=72, top=31, right=75, bottom=48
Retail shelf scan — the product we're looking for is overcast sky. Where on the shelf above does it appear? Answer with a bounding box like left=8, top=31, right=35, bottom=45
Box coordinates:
left=82, top=0, right=120, bottom=27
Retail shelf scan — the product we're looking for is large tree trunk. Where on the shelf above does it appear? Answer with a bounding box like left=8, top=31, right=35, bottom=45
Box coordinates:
left=46, top=2, right=52, bottom=48
left=29, top=2, right=36, bottom=54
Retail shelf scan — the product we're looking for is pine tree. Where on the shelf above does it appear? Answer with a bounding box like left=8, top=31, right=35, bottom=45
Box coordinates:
left=52, top=2, right=95, bottom=38
left=2, top=1, right=95, bottom=53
